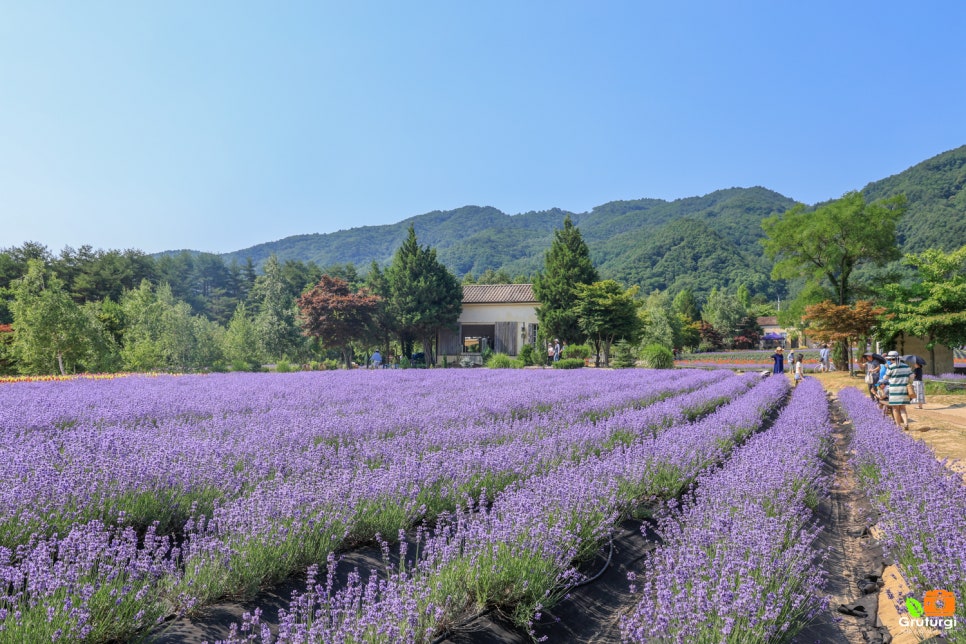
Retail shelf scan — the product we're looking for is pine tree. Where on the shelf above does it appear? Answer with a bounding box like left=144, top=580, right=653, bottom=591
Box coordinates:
left=533, top=215, right=599, bottom=344
left=385, top=226, right=462, bottom=366
left=251, top=255, right=302, bottom=361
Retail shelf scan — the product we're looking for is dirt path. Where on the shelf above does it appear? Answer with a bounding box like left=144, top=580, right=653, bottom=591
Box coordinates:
left=810, top=371, right=966, bottom=472
left=810, top=372, right=963, bottom=644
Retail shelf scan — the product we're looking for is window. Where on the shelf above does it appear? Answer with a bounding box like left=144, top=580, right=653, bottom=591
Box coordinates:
left=461, top=324, right=494, bottom=354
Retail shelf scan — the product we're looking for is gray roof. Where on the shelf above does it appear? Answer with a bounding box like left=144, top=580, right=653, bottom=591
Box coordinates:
left=462, top=284, right=537, bottom=304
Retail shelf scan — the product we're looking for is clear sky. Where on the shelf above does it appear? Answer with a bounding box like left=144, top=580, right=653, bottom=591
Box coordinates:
left=2, top=2, right=964, bottom=255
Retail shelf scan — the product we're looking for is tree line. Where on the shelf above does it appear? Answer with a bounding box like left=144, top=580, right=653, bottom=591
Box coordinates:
left=0, top=226, right=462, bottom=375
left=2, top=189, right=964, bottom=376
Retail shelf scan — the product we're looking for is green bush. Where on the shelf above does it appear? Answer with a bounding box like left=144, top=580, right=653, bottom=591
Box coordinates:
left=230, top=359, right=258, bottom=372
left=274, top=359, right=295, bottom=373
left=553, top=358, right=585, bottom=369
left=610, top=340, right=638, bottom=368
left=564, top=344, right=592, bottom=360
left=518, top=344, right=538, bottom=366
left=487, top=353, right=523, bottom=369
left=640, top=344, right=675, bottom=369
left=322, top=358, right=339, bottom=371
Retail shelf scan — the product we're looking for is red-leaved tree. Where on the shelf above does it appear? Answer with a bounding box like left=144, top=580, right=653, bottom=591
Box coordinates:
left=802, top=300, right=886, bottom=374
left=297, top=276, right=382, bottom=368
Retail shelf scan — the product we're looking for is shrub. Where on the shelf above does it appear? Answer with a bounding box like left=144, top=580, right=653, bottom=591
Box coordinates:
left=274, top=359, right=295, bottom=373
left=487, top=353, right=523, bottom=369
left=553, top=358, right=585, bottom=369
left=610, top=340, right=638, bottom=368
left=518, top=344, right=538, bottom=366
left=565, top=344, right=592, bottom=360
left=640, top=344, right=674, bottom=369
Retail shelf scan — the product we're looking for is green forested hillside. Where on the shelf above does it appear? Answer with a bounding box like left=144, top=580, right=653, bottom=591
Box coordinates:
left=206, top=145, right=966, bottom=300
left=860, top=145, right=966, bottom=252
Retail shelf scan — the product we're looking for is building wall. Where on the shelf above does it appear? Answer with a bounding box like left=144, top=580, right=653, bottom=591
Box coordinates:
left=459, top=302, right=538, bottom=325
left=437, top=302, right=539, bottom=364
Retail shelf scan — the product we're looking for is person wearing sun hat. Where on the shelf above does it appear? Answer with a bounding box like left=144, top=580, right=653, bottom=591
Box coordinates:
left=883, top=351, right=912, bottom=430
left=770, top=346, right=785, bottom=375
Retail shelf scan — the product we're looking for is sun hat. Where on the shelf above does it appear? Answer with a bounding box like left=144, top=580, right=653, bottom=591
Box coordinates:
left=776, top=347, right=783, bottom=351
left=886, top=350, right=899, bottom=359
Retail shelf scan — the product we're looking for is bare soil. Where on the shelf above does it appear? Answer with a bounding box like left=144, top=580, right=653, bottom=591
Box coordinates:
left=811, top=371, right=966, bottom=473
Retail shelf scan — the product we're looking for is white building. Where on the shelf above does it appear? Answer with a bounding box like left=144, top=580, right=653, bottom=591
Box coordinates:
left=438, top=284, right=539, bottom=364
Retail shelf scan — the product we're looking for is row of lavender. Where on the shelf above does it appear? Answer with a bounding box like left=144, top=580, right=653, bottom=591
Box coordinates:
left=217, top=374, right=792, bottom=642
left=0, top=369, right=715, bottom=543
left=621, top=377, right=833, bottom=642
left=838, top=388, right=966, bottom=642
left=1, top=369, right=754, bottom=641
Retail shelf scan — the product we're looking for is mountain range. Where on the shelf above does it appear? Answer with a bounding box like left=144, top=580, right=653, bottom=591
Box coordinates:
left=179, top=145, right=966, bottom=301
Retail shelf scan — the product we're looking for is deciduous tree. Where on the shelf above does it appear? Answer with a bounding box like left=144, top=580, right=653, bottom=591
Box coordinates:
left=881, top=244, right=966, bottom=365
left=298, top=275, right=382, bottom=368
left=762, top=191, right=906, bottom=306
left=222, top=302, right=263, bottom=371
left=802, top=300, right=886, bottom=374
left=574, top=280, right=641, bottom=367
left=9, top=260, right=113, bottom=375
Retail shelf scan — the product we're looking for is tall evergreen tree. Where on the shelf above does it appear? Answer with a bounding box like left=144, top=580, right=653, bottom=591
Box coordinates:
left=251, top=255, right=302, bottom=361
left=365, top=261, right=398, bottom=359
left=640, top=289, right=678, bottom=350
left=533, top=215, right=599, bottom=344
left=222, top=302, right=263, bottom=371
left=385, top=226, right=462, bottom=366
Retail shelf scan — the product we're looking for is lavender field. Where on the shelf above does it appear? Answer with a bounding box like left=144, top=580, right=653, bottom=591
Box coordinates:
left=0, top=370, right=962, bottom=643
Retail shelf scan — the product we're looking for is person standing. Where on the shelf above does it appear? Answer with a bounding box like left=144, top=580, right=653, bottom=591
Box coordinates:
left=370, top=350, right=382, bottom=369
left=884, top=351, right=912, bottom=430
left=793, top=353, right=804, bottom=387
left=819, top=344, right=830, bottom=373
left=908, top=356, right=925, bottom=409
left=863, top=353, right=882, bottom=400
left=553, top=339, right=561, bottom=363
left=547, top=341, right=555, bottom=367
left=770, top=347, right=785, bottom=375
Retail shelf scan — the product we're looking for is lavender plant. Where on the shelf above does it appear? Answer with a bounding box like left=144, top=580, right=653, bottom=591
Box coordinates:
left=839, top=387, right=966, bottom=642
left=620, top=377, right=832, bottom=643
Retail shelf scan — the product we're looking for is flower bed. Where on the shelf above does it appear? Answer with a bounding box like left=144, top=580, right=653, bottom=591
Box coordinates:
left=620, top=377, right=832, bottom=643
left=1, top=369, right=766, bottom=642
left=217, top=375, right=791, bottom=641
left=838, top=387, right=966, bottom=642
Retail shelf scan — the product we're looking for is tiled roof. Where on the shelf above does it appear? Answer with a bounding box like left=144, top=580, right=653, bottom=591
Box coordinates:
left=462, top=284, right=537, bottom=304
left=757, top=316, right=778, bottom=326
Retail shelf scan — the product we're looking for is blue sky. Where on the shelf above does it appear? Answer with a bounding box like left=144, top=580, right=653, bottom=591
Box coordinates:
left=2, top=2, right=964, bottom=255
